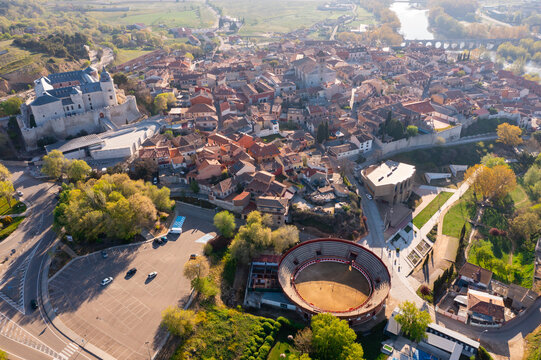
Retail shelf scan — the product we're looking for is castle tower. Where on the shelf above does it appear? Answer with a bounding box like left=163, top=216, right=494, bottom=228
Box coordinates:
left=100, top=70, right=118, bottom=106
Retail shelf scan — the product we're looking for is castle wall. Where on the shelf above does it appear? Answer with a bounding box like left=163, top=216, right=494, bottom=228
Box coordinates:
left=19, top=96, right=141, bottom=150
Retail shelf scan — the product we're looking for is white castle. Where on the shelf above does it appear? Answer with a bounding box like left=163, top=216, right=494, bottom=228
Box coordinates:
left=18, top=67, right=141, bottom=150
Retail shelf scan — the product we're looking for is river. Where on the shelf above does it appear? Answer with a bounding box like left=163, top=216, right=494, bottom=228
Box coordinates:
left=390, top=2, right=434, bottom=40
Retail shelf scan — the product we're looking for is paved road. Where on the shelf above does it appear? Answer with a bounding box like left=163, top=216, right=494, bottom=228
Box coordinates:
left=0, top=165, right=95, bottom=360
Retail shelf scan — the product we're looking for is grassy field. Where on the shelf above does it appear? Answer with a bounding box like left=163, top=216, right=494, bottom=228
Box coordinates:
left=524, top=324, right=541, bottom=360
left=509, top=183, right=530, bottom=209
left=0, top=198, right=26, bottom=216
left=0, top=217, right=25, bottom=241
left=413, top=192, right=453, bottom=229
left=214, top=0, right=353, bottom=35
left=268, top=341, right=299, bottom=360
left=88, top=1, right=216, bottom=28
left=115, top=49, right=154, bottom=64
left=442, top=190, right=476, bottom=239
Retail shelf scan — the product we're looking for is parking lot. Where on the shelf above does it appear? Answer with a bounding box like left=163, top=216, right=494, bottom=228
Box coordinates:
left=48, top=206, right=216, bottom=360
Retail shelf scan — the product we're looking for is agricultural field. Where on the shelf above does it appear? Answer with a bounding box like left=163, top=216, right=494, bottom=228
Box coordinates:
left=213, top=0, right=358, bottom=35
left=0, top=40, right=40, bottom=76
left=86, top=1, right=217, bottom=29
left=115, top=49, right=154, bottom=65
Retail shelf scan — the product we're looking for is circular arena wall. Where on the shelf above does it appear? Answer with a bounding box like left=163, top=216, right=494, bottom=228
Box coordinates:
left=278, top=238, right=390, bottom=324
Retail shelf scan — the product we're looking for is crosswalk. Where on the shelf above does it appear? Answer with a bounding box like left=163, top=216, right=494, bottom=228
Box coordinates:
left=56, top=342, right=79, bottom=360
left=0, top=312, right=62, bottom=358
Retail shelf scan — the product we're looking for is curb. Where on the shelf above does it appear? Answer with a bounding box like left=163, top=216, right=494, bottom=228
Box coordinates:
left=41, top=241, right=115, bottom=360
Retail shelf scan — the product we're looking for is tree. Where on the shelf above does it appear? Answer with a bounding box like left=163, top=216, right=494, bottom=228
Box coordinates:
left=229, top=211, right=272, bottom=263
left=41, top=150, right=67, bottom=179
left=160, top=307, right=195, bottom=337
left=406, top=125, right=418, bottom=137
left=154, top=92, right=176, bottom=113
left=0, top=181, right=14, bottom=208
left=497, top=123, right=522, bottom=147
left=0, top=164, right=10, bottom=182
left=343, top=343, right=364, bottom=360
left=465, top=164, right=516, bottom=201
left=394, top=301, right=431, bottom=342
left=0, top=349, right=7, bottom=360
left=481, top=154, right=506, bottom=168
left=294, top=328, right=313, bottom=354
left=183, top=256, right=209, bottom=282
left=67, top=159, right=91, bottom=182
left=192, top=276, right=218, bottom=299
left=0, top=97, right=23, bottom=117
left=129, top=158, right=158, bottom=182
left=213, top=210, right=236, bottom=238
left=311, top=313, right=360, bottom=360
left=509, top=211, right=540, bottom=248
left=270, top=225, right=299, bottom=253
left=189, top=179, right=200, bottom=194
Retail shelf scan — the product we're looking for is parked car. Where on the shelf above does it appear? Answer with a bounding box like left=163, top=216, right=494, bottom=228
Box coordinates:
left=30, top=299, right=38, bottom=310
left=189, top=254, right=198, bottom=260
left=147, top=272, right=157, bottom=279
left=160, top=236, right=167, bottom=243
left=101, top=250, right=108, bottom=259
left=153, top=177, right=158, bottom=185
left=365, top=193, right=373, bottom=200
left=101, top=277, right=113, bottom=286
left=17, top=190, right=23, bottom=197
left=126, top=268, right=137, bottom=277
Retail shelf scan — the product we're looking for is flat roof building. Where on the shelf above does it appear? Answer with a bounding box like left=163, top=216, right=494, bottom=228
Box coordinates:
left=361, top=160, right=415, bottom=204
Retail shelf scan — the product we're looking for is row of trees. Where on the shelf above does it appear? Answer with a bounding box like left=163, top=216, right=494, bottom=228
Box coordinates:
left=428, top=6, right=528, bottom=40
left=54, top=173, right=173, bottom=241
left=0, top=164, right=15, bottom=211
left=497, top=39, right=541, bottom=65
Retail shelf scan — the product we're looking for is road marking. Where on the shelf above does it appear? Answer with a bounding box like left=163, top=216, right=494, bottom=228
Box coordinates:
left=195, top=233, right=214, bottom=244
left=0, top=310, right=61, bottom=359
left=57, top=342, right=79, bottom=359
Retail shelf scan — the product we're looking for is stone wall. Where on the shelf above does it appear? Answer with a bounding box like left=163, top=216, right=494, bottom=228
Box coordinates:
left=374, top=125, right=462, bottom=156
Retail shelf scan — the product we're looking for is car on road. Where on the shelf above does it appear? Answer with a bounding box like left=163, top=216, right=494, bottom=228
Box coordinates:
left=126, top=268, right=137, bottom=277
left=101, top=250, right=108, bottom=259
left=101, top=277, right=113, bottom=286
left=365, top=193, right=373, bottom=200
left=160, top=235, right=167, bottom=243
left=153, top=177, right=158, bottom=185
left=189, top=254, right=198, bottom=260
left=147, top=271, right=157, bottom=279
left=30, top=299, right=38, bottom=311
left=17, top=190, right=23, bottom=197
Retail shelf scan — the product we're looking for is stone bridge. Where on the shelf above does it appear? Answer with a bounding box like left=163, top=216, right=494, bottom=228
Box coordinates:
left=402, top=38, right=520, bottom=50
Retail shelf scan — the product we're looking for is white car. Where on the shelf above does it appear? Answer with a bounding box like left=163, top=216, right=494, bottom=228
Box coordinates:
left=101, top=277, right=113, bottom=286
left=147, top=271, right=157, bottom=279
left=17, top=191, right=23, bottom=197
left=365, top=193, right=373, bottom=200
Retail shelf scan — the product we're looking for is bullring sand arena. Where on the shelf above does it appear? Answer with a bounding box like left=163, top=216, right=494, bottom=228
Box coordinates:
left=294, top=261, right=371, bottom=312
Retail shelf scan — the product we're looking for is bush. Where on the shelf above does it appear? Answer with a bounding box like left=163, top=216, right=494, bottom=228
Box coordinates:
left=277, top=316, right=290, bottom=326
left=264, top=335, right=274, bottom=344
left=203, top=243, right=213, bottom=256
left=262, top=322, right=274, bottom=334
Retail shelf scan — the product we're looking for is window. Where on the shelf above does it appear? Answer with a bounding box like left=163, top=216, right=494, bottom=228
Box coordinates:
left=78, top=104, right=81, bottom=109
left=109, top=95, right=113, bottom=100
